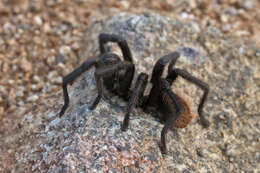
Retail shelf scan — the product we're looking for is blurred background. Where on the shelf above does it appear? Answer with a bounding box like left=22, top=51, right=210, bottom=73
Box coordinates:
left=0, top=0, right=259, bottom=120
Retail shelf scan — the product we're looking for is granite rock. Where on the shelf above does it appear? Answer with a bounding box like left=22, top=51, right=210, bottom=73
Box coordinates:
left=0, top=13, right=259, bottom=172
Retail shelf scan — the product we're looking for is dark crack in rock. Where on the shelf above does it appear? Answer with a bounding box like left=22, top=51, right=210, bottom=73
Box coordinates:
left=0, top=13, right=259, bottom=172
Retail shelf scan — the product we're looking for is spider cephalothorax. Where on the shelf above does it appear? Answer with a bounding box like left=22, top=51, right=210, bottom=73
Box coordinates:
left=59, top=33, right=210, bottom=154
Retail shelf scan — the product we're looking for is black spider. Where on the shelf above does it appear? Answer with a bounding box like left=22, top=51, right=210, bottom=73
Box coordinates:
left=59, top=33, right=210, bottom=154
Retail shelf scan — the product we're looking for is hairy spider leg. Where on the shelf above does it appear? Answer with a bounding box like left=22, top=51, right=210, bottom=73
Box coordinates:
left=60, top=53, right=122, bottom=117
left=99, top=33, right=133, bottom=62
left=121, top=73, right=148, bottom=131
left=144, top=52, right=180, bottom=110
left=166, top=68, right=210, bottom=128
left=150, top=51, right=180, bottom=84
left=59, top=57, right=98, bottom=117
left=158, top=78, right=184, bottom=154
left=90, top=61, right=135, bottom=110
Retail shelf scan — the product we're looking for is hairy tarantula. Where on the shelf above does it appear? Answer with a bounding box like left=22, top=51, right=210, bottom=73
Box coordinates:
left=59, top=33, right=210, bottom=154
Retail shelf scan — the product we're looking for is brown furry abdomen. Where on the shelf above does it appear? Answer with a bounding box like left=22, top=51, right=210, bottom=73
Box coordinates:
left=172, top=96, right=194, bottom=128
left=161, top=93, right=195, bottom=129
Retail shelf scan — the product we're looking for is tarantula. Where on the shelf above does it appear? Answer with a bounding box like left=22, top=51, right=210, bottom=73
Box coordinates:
left=59, top=33, right=210, bottom=154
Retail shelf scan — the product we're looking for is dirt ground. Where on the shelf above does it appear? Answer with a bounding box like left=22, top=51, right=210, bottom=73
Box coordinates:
left=0, top=0, right=259, bottom=120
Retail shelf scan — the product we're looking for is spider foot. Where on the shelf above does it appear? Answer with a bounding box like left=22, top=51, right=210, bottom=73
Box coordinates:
left=199, top=116, right=210, bottom=128
left=59, top=104, right=68, bottom=117
left=89, top=95, right=102, bottom=110
left=160, top=143, right=167, bottom=155
left=59, top=111, right=64, bottom=117
left=89, top=102, right=98, bottom=110
left=121, top=117, right=129, bottom=131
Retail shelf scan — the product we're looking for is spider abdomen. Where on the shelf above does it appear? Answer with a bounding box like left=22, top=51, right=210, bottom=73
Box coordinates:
left=173, top=96, right=194, bottom=128
left=161, top=93, right=194, bottom=128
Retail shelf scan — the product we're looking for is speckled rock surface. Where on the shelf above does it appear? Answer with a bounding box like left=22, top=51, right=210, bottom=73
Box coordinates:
left=0, top=13, right=259, bottom=172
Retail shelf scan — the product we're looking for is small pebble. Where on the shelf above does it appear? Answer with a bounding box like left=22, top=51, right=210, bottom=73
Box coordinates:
left=27, top=95, right=39, bottom=102
left=59, top=45, right=71, bottom=55
left=34, top=16, right=43, bottom=25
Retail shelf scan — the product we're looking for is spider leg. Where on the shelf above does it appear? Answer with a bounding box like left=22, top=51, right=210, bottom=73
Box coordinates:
left=90, top=61, right=135, bottom=110
left=150, top=51, right=180, bottom=84
left=144, top=52, right=180, bottom=109
left=158, top=78, right=184, bottom=154
left=166, top=68, right=210, bottom=128
left=59, top=57, right=98, bottom=117
left=118, top=63, right=135, bottom=99
left=121, top=73, right=148, bottom=131
left=99, top=33, right=133, bottom=62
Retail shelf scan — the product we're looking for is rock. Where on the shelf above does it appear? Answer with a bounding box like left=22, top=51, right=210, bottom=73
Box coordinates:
left=0, top=13, right=259, bottom=172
